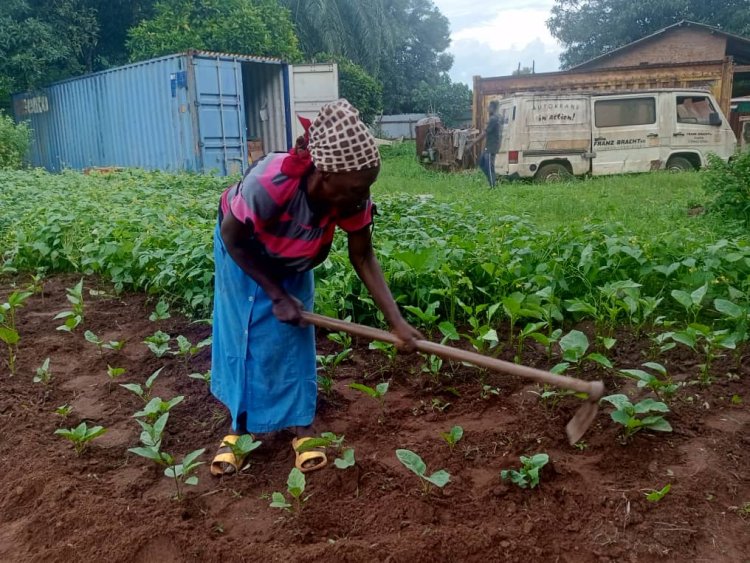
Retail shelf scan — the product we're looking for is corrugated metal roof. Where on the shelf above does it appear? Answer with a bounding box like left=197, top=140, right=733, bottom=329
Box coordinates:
left=570, top=20, right=750, bottom=70
left=189, top=50, right=284, bottom=64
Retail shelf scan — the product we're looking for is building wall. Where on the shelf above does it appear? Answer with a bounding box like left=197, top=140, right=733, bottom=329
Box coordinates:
left=579, top=28, right=728, bottom=70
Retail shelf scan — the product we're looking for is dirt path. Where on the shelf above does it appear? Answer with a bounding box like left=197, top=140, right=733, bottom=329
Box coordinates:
left=0, top=276, right=748, bottom=562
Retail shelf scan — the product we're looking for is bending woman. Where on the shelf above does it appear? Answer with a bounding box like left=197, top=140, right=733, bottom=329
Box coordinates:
left=210, top=100, right=421, bottom=476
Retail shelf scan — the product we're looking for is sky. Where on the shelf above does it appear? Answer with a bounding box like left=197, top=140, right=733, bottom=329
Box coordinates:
left=432, top=0, right=563, bottom=85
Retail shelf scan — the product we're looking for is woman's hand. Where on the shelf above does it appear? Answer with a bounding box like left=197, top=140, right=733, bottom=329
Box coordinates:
left=391, top=319, right=423, bottom=353
left=272, top=294, right=306, bottom=326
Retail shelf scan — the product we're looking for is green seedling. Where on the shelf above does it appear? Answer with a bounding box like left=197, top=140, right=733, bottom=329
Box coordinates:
left=502, top=292, right=542, bottom=347
left=54, top=279, right=84, bottom=332
left=173, top=335, right=211, bottom=370
left=440, top=425, right=464, bottom=451
left=133, top=395, right=184, bottom=422
left=551, top=330, right=612, bottom=374
left=480, top=384, right=501, bottom=399
left=501, top=453, right=549, bottom=489
left=420, top=353, right=443, bottom=378
left=369, top=340, right=397, bottom=362
left=334, top=447, right=356, bottom=469
left=188, top=370, right=211, bottom=385
left=731, top=394, right=742, bottom=405
left=54, top=404, right=73, bottom=418
left=120, top=367, right=163, bottom=402
left=316, top=349, right=351, bottom=377
left=144, top=330, right=171, bottom=358
left=0, top=325, right=19, bottom=376
left=601, top=394, right=672, bottom=438
left=396, top=448, right=450, bottom=494
left=316, top=373, right=334, bottom=396
left=658, top=324, right=737, bottom=385
left=573, top=441, right=588, bottom=451
left=103, top=339, right=126, bottom=353
left=164, top=449, right=205, bottom=501
left=54, top=422, right=107, bottom=455
left=618, top=361, right=678, bottom=400
left=645, top=483, right=671, bottom=502
left=529, top=328, right=563, bottom=361
left=0, top=289, right=31, bottom=376
left=84, top=330, right=109, bottom=356
left=671, top=284, right=707, bottom=324
left=350, top=381, right=389, bottom=419
left=404, top=301, right=441, bottom=329
left=129, top=413, right=170, bottom=456
left=529, top=384, right=586, bottom=412
left=222, top=434, right=262, bottom=468
left=515, top=320, right=547, bottom=363
left=33, top=357, right=52, bottom=384
left=431, top=398, right=451, bottom=412
left=106, top=365, right=125, bottom=392
left=149, top=300, right=171, bottom=321
left=327, top=330, right=353, bottom=353
left=270, top=467, right=308, bottom=513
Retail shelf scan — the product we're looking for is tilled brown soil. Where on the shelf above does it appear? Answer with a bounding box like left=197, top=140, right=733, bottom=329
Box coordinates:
left=0, top=276, right=748, bottom=562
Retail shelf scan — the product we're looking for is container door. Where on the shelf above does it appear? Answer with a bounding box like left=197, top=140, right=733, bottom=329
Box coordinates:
left=590, top=95, right=662, bottom=175
left=192, top=56, right=247, bottom=175
left=288, top=63, right=339, bottom=140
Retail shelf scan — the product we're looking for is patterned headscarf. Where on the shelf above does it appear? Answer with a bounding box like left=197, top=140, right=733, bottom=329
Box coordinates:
left=307, top=99, right=380, bottom=172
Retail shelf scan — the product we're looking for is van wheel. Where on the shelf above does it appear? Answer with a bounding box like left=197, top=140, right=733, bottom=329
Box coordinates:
left=666, top=156, right=694, bottom=172
left=535, top=163, right=572, bottom=183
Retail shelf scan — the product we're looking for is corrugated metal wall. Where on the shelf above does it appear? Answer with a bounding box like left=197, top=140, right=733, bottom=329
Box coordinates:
left=242, top=62, right=289, bottom=154
left=14, top=54, right=195, bottom=172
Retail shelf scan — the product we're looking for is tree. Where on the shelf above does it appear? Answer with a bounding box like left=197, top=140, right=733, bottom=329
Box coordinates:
left=548, top=0, right=750, bottom=69
left=127, top=0, right=302, bottom=62
left=0, top=0, right=99, bottom=102
left=410, top=74, right=471, bottom=127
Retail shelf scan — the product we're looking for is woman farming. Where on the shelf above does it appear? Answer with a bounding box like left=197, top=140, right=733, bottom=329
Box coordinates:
left=210, top=100, right=421, bottom=476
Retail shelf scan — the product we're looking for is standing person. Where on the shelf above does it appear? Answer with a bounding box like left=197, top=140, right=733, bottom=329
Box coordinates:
left=209, top=100, right=421, bottom=476
left=473, top=100, right=503, bottom=188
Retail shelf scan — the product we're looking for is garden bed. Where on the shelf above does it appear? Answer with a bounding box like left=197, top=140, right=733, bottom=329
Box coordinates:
left=1, top=276, right=748, bottom=562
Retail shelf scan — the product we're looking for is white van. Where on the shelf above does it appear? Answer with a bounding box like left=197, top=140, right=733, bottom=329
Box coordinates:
left=490, top=89, right=737, bottom=181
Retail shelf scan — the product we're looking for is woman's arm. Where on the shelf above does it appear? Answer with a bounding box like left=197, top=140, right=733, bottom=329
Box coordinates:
left=220, top=211, right=303, bottom=324
left=347, top=226, right=421, bottom=350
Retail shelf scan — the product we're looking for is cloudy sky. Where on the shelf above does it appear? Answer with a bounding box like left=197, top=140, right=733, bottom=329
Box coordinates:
left=432, top=0, right=563, bottom=85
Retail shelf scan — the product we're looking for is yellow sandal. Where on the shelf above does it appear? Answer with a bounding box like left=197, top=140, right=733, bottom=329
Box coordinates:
left=210, top=435, right=245, bottom=476
left=291, top=437, right=327, bottom=473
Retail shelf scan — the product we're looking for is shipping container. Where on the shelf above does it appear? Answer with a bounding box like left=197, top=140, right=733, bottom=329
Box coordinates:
left=12, top=51, right=339, bottom=175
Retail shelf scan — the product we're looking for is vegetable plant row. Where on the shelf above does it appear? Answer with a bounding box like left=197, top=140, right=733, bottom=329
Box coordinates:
left=1, top=168, right=749, bottom=346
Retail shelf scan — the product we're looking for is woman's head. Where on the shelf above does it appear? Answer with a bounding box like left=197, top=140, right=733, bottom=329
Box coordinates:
left=305, top=100, right=381, bottom=211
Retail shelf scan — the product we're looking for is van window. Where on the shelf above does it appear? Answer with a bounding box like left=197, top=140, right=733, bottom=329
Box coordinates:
left=594, top=98, right=656, bottom=127
left=676, top=96, right=716, bottom=125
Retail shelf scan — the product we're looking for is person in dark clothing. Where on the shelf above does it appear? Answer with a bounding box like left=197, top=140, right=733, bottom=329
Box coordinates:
left=473, top=100, right=503, bottom=187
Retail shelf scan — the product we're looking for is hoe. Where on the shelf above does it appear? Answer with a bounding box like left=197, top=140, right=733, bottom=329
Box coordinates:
left=302, top=312, right=605, bottom=444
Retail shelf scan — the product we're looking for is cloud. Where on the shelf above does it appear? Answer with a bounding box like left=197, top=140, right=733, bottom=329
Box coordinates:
left=432, top=0, right=563, bottom=85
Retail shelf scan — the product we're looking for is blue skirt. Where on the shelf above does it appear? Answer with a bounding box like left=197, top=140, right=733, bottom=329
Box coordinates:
left=211, top=222, right=317, bottom=433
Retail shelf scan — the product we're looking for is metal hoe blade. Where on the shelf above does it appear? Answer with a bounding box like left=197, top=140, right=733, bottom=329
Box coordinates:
left=565, top=381, right=605, bottom=445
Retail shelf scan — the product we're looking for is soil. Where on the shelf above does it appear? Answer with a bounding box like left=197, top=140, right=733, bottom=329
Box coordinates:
left=1, top=275, right=748, bottom=563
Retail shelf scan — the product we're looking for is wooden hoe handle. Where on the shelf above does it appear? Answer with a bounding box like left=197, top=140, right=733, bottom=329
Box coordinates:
left=302, top=312, right=603, bottom=398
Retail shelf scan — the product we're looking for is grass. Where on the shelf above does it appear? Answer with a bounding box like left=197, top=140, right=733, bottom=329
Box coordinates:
left=376, top=142, right=720, bottom=239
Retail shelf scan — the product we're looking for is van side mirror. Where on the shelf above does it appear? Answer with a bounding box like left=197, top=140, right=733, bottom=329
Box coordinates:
left=709, top=112, right=722, bottom=126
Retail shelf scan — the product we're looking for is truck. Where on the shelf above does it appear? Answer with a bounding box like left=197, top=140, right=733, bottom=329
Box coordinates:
left=489, top=89, right=737, bottom=181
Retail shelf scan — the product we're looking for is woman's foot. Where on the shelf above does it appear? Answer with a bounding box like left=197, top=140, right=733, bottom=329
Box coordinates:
left=210, top=435, right=244, bottom=476
left=291, top=437, right=327, bottom=473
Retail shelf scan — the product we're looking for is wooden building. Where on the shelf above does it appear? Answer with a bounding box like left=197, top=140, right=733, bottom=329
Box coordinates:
left=473, top=20, right=750, bottom=135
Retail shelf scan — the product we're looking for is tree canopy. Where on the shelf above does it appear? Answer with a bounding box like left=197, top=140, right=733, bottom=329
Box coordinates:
left=548, top=0, right=750, bottom=69
left=0, top=0, right=470, bottom=123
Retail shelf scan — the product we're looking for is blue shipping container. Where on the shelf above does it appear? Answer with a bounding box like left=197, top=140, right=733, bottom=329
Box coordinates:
left=12, top=51, right=293, bottom=175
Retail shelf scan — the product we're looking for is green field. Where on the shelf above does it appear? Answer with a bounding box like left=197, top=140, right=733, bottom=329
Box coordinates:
left=1, top=149, right=749, bottom=342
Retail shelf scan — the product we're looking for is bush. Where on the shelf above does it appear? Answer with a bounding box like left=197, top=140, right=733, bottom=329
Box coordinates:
left=703, top=152, right=750, bottom=227
left=0, top=113, right=31, bottom=169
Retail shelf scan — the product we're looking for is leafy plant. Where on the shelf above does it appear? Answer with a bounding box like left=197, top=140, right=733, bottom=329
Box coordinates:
left=133, top=395, right=185, bottom=422
left=173, top=335, right=211, bottom=370
left=149, top=300, right=171, bottom=321
left=55, top=422, right=107, bottom=455
left=551, top=330, right=612, bottom=374
left=164, top=449, right=205, bottom=501
left=645, top=483, right=671, bottom=502
left=369, top=340, right=397, bottom=362
left=144, top=330, right=171, bottom=358
left=530, top=385, right=586, bottom=412
left=440, top=425, right=464, bottom=451
left=188, top=370, right=211, bottom=385
left=601, top=394, right=672, bottom=438
left=0, top=289, right=33, bottom=375
left=618, top=361, right=678, bottom=400
left=120, top=367, right=164, bottom=402
left=129, top=412, right=170, bottom=457
left=670, top=285, right=707, bottom=324
left=659, top=324, right=738, bottom=385
left=480, top=384, right=501, bottom=399
left=106, top=365, right=125, bottom=392
left=54, top=279, right=84, bottom=332
left=396, top=448, right=450, bottom=494
left=501, top=453, right=549, bottom=489
left=703, top=151, right=750, bottom=228
left=350, top=381, right=389, bottom=419
left=33, top=357, right=52, bottom=384
left=270, top=467, right=308, bottom=513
